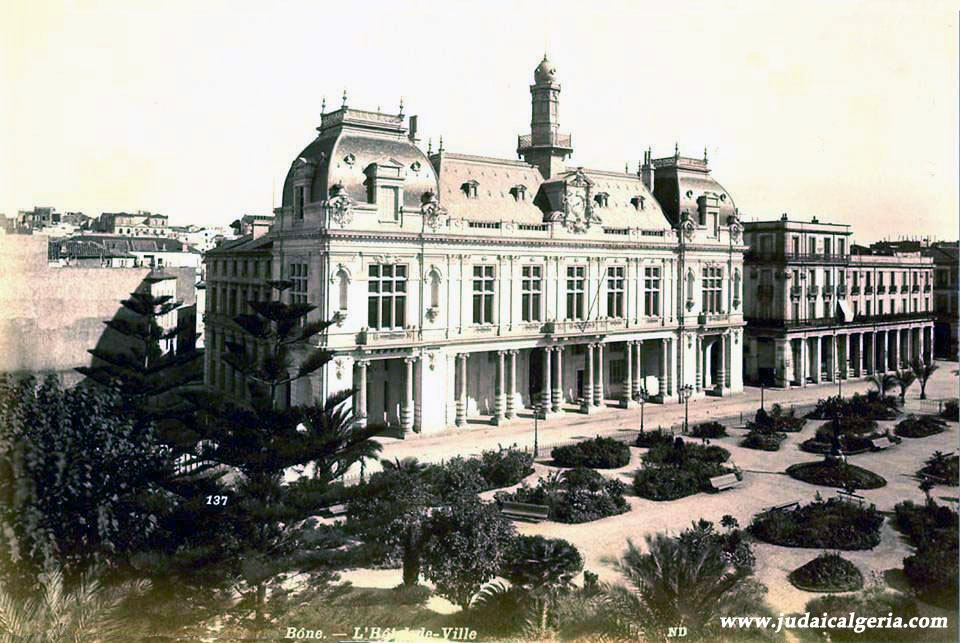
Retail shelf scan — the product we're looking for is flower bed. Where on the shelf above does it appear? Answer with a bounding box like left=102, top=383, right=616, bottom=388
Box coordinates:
left=800, top=424, right=897, bottom=455
left=808, top=393, right=898, bottom=421
left=941, top=399, right=959, bottom=422
left=788, top=552, right=864, bottom=592
left=749, top=497, right=884, bottom=550
left=918, top=452, right=959, bottom=486
left=740, top=429, right=787, bottom=451
left=689, top=421, right=728, bottom=439
left=633, top=428, right=675, bottom=449
left=750, top=404, right=806, bottom=433
left=552, top=436, right=631, bottom=469
left=786, top=460, right=887, bottom=490
left=494, top=467, right=629, bottom=523
left=895, top=415, right=948, bottom=438
left=894, top=501, right=959, bottom=600
left=632, top=438, right=739, bottom=501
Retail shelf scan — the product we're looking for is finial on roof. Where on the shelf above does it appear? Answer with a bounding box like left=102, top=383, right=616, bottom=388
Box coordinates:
left=637, top=160, right=643, bottom=173
left=321, top=96, right=326, bottom=113
left=625, top=162, right=629, bottom=173
left=438, top=136, right=444, bottom=154
left=427, top=138, right=433, bottom=155
left=703, top=146, right=708, bottom=163
left=674, top=142, right=680, bottom=157
left=399, top=96, right=404, bottom=116
left=342, top=89, right=348, bottom=108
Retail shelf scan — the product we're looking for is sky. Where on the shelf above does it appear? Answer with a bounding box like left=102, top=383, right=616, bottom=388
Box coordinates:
left=1, top=0, right=958, bottom=243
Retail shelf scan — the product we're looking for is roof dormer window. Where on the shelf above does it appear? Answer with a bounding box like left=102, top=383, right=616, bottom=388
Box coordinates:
left=365, top=161, right=405, bottom=222
left=594, top=192, right=610, bottom=208
left=509, top=184, right=527, bottom=201
left=630, top=195, right=646, bottom=211
left=462, top=180, right=479, bottom=199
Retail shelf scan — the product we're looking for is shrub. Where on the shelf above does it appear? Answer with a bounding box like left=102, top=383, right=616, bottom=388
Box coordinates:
left=918, top=451, right=959, bottom=485
left=894, top=501, right=958, bottom=599
left=494, top=469, right=629, bottom=524
left=809, top=393, right=898, bottom=421
left=477, top=445, right=534, bottom=489
left=788, top=552, right=864, bottom=592
left=786, top=460, right=887, bottom=490
left=749, top=498, right=884, bottom=550
left=690, top=421, right=727, bottom=438
left=748, top=403, right=806, bottom=433
left=804, top=585, right=945, bottom=642
left=501, top=535, right=583, bottom=590
left=423, top=456, right=486, bottom=500
left=895, top=414, right=948, bottom=438
left=740, top=429, right=786, bottom=451
left=389, top=583, right=433, bottom=606
left=633, top=428, right=674, bottom=448
left=941, top=399, right=959, bottom=422
left=551, top=436, right=631, bottom=469
left=633, top=440, right=738, bottom=501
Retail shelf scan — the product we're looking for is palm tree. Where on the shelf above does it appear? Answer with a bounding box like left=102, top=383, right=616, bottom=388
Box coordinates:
left=894, top=368, right=917, bottom=403
left=501, top=535, right=583, bottom=638
left=911, top=359, right=939, bottom=400
left=603, top=529, right=768, bottom=639
left=0, top=566, right=147, bottom=642
left=868, top=373, right=897, bottom=398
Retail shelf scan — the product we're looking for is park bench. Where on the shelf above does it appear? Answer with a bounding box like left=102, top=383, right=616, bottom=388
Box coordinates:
left=836, top=490, right=866, bottom=506
left=870, top=437, right=895, bottom=450
left=501, top=501, right=550, bottom=523
left=762, top=500, right=799, bottom=514
left=709, top=473, right=741, bottom=492
left=319, top=503, right=347, bottom=518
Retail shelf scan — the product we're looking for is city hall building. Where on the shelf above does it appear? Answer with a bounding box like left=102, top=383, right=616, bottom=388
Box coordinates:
left=742, top=216, right=934, bottom=387
left=204, top=57, right=746, bottom=434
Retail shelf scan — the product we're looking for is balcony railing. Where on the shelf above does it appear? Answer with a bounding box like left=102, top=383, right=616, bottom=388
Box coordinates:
left=850, top=285, right=861, bottom=295
left=912, top=285, right=921, bottom=293
left=877, top=285, right=887, bottom=294
left=517, top=133, right=573, bottom=151
left=357, top=327, right=418, bottom=345
left=823, top=287, right=834, bottom=299
left=790, top=285, right=802, bottom=298
left=852, top=311, right=934, bottom=324
left=807, top=285, right=820, bottom=298
left=745, top=250, right=849, bottom=264
left=543, top=317, right=629, bottom=335
left=837, top=284, right=848, bottom=296
left=865, top=285, right=874, bottom=294
left=746, top=310, right=933, bottom=329
left=923, top=284, right=931, bottom=292
left=698, top=312, right=730, bottom=326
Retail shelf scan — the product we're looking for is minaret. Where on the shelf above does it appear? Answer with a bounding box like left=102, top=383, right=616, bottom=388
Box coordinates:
left=517, top=54, right=573, bottom=180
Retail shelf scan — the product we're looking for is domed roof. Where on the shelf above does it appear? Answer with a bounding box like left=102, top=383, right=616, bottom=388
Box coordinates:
left=534, top=55, right=557, bottom=84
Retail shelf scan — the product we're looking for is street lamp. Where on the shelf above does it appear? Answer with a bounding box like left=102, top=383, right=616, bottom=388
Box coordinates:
left=680, top=384, right=694, bottom=434
left=760, top=378, right=765, bottom=411
left=533, top=401, right=543, bottom=458
left=837, top=368, right=842, bottom=398
left=634, top=386, right=649, bottom=433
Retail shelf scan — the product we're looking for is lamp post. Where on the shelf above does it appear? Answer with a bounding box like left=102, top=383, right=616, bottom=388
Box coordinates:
left=760, top=378, right=765, bottom=411
left=533, top=401, right=542, bottom=458
left=634, top=386, right=648, bottom=432
left=837, top=368, right=842, bottom=398
left=680, top=384, right=694, bottom=434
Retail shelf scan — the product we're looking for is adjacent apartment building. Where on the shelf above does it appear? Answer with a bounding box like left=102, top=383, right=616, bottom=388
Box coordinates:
left=743, top=215, right=934, bottom=387
left=204, top=56, right=746, bottom=434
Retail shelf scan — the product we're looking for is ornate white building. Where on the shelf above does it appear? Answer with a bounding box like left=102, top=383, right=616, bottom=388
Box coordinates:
left=204, top=56, right=745, bottom=434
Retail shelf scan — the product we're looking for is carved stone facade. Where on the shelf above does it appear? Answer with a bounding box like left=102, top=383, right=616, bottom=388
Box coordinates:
left=203, top=56, right=745, bottom=435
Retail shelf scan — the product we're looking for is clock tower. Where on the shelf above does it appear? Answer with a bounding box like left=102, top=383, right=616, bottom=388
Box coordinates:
left=517, top=54, right=573, bottom=180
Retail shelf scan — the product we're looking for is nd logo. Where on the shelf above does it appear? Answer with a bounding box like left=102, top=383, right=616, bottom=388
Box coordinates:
left=667, top=626, right=688, bottom=637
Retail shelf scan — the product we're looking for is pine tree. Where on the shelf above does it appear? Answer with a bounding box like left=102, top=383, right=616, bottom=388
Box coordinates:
left=176, top=278, right=382, bottom=628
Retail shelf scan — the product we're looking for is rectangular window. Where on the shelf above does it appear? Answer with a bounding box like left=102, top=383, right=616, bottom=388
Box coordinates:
left=644, top=267, right=661, bottom=316
left=866, top=272, right=872, bottom=287
left=792, top=302, right=800, bottom=320
left=808, top=238, right=816, bottom=255
left=866, top=300, right=872, bottom=316
left=472, top=265, right=495, bottom=324
left=808, top=301, right=816, bottom=319
left=566, top=266, right=586, bottom=320
left=289, top=263, right=308, bottom=306
left=879, top=300, right=884, bottom=315
left=838, top=239, right=845, bottom=255
left=367, top=264, right=407, bottom=329
left=606, top=266, right=625, bottom=318
left=230, top=288, right=237, bottom=316
left=295, top=186, right=304, bottom=219
left=701, top=266, right=722, bottom=313
left=809, top=269, right=816, bottom=285
left=521, top=265, right=542, bottom=322
left=792, top=237, right=800, bottom=255
left=379, top=186, right=400, bottom=221
left=823, top=238, right=832, bottom=255
left=853, top=300, right=859, bottom=317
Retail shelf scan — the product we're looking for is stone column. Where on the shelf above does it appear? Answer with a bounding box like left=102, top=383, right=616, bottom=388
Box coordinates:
left=456, top=354, right=467, bottom=426
left=857, top=333, right=864, bottom=377
left=813, top=336, right=822, bottom=384
left=668, top=338, right=676, bottom=396
left=594, top=343, right=605, bottom=407
left=494, top=350, right=506, bottom=424
left=893, top=329, right=901, bottom=369
left=413, top=358, right=422, bottom=432
left=552, top=346, right=563, bottom=413
left=635, top=340, right=644, bottom=394
left=542, top=347, right=553, bottom=411
left=401, top=357, right=415, bottom=433
left=695, top=336, right=703, bottom=391
left=919, top=326, right=927, bottom=364
left=355, top=359, right=368, bottom=426
left=506, top=350, right=517, bottom=419
left=585, top=343, right=595, bottom=412
left=622, top=341, right=634, bottom=408
left=717, top=334, right=727, bottom=389
left=799, top=338, right=807, bottom=387
left=658, top=338, right=667, bottom=400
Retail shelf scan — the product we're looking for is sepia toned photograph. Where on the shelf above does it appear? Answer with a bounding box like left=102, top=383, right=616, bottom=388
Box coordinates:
left=1, top=1, right=958, bottom=640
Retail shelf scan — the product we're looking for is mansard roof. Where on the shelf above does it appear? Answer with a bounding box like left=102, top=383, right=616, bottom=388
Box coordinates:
left=431, top=153, right=545, bottom=224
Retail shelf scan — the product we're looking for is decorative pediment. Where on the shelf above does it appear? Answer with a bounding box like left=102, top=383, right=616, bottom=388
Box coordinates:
left=509, top=184, right=528, bottom=201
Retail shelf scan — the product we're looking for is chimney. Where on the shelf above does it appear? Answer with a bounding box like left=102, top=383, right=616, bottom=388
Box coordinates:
left=408, top=115, right=419, bottom=144
left=640, top=148, right=655, bottom=191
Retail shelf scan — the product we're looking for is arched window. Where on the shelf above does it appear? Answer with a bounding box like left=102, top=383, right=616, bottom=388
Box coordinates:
left=336, top=267, right=349, bottom=311
left=429, top=269, right=441, bottom=308
left=733, top=269, right=742, bottom=306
